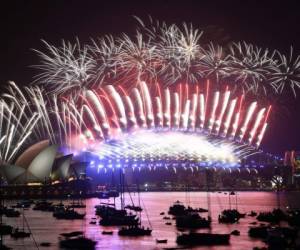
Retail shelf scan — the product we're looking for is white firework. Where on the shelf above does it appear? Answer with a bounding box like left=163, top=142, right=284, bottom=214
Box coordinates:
left=269, top=47, right=300, bottom=96
left=89, top=35, right=121, bottom=86
left=0, top=93, right=40, bottom=164
left=117, top=31, right=158, bottom=84
left=32, top=18, right=300, bottom=97
left=199, top=43, right=230, bottom=82
left=33, top=39, right=94, bottom=94
left=228, top=42, right=276, bottom=94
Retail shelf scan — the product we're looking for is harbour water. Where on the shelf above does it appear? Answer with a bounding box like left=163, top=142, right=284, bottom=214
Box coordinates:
left=3, top=191, right=300, bottom=250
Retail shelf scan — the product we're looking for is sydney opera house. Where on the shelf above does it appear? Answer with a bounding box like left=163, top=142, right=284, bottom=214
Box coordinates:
left=0, top=140, right=86, bottom=184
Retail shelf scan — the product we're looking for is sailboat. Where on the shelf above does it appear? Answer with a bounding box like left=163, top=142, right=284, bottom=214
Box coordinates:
left=10, top=206, right=30, bottom=239
left=118, top=178, right=152, bottom=236
left=59, top=231, right=96, bottom=250
left=1, top=182, right=13, bottom=250
left=97, top=169, right=138, bottom=226
left=177, top=232, right=230, bottom=246
left=53, top=206, right=85, bottom=220
left=176, top=169, right=230, bottom=246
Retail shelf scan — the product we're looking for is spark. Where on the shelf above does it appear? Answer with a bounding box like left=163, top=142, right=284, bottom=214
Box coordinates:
left=32, top=19, right=300, bottom=97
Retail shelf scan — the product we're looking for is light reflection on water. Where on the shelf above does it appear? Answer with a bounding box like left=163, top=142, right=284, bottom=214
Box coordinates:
left=3, top=191, right=299, bottom=250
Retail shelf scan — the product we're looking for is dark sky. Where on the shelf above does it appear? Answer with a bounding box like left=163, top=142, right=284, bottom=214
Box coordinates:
left=0, top=0, right=300, bottom=155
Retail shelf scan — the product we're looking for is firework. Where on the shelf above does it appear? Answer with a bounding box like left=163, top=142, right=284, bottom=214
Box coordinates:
left=32, top=19, right=300, bottom=96
left=2, top=18, right=296, bottom=169
left=89, top=130, right=241, bottom=172
left=56, top=80, right=270, bottom=169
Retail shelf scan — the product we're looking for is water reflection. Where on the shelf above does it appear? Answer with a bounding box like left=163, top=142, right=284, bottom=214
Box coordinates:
left=3, top=191, right=298, bottom=250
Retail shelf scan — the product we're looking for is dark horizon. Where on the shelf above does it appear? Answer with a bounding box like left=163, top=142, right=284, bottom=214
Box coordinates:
left=0, top=0, right=300, bottom=155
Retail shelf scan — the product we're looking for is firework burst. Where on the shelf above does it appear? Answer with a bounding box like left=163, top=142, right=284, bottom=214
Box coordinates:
left=32, top=18, right=300, bottom=97
left=0, top=18, right=296, bottom=167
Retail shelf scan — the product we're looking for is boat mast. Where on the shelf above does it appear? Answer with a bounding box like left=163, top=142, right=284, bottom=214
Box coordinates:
left=111, top=170, right=116, bottom=208
left=205, top=168, right=212, bottom=221
left=0, top=176, right=3, bottom=248
left=119, top=168, right=124, bottom=210
left=137, top=178, right=141, bottom=226
left=22, top=206, right=24, bottom=232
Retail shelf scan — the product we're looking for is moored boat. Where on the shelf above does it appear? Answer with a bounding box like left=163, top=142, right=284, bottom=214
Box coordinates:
left=53, top=207, right=85, bottom=220
left=10, top=228, right=31, bottom=239
left=176, top=232, right=230, bottom=246
left=102, top=230, right=113, bottom=235
left=118, top=225, right=152, bottom=236
left=156, top=239, right=168, bottom=243
left=176, top=213, right=211, bottom=229
left=59, top=233, right=96, bottom=250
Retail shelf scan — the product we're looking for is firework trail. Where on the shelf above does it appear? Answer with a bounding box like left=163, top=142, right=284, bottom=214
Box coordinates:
left=1, top=18, right=297, bottom=167
left=32, top=18, right=300, bottom=97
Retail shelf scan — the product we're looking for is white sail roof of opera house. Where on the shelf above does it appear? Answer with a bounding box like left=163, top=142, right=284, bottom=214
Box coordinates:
left=51, top=154, right=73, bottom=180
left=0, top=164, right=26, bottom=183
left=0, top=144, right=60, bottom=183
left=27, top=144, right=58, bottom=182
left=14, top=139, right=50, bottom=168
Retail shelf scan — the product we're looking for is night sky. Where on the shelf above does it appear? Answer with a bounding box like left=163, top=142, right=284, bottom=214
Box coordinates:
left=0, top=0, right=299, bottom=154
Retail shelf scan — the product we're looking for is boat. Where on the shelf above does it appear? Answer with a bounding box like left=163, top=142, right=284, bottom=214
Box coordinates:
left=267, top=234, right=287, bottom=250
left=96, top=190, right=119, bottom=199
left=95, top=205, right=126, bottom=217
left=160, top=212, right=165, bottom=215
left=99, top=214, right=138, bottom=226
left=10, top=228, right=31, bottom=239
left=68, top=200, right=86, bottom=209
left=176, top=232, right=230, bottom=246
left=248, top=226, right=269, bottom=239
left=231, top=230, right=240, bottom=236
left=53, top=207, right=85, bottom=220
left=118, top=225, right=152, bottom=236
left=0, top=224, right=13, bottom=235
left=33, top=200, right=53, bottom=211
left=230, top=191, right=236, bottom=195
left=186, top=206, right=208, bottom=213
left=68, top=203, right=86, bottom=209
left=102, top=230, right=113, bottom=235
left=257, top=209, right=286, bottom=223
left=249, top=221, right=257, bottom=225
left=118, top=177, right=152, bottom=237
left=124, top=205, right=142, bottom=212
left=168, top=201, right=187, bottom=216
left=176, top=213, right=211, bottom=229
left=218, top=209, right=245, bottom=224
left=4, top=208, right=20, bottom=217
left=156, top=239, right=168, bottom=243
left=10, top=205, right=31, bottom=239
left=40, top=242, right=51, bottom=247
left=248, top=210, right=257, bottom=217
left=59, top=235, right=96, bottom=249
left=60, top=231, right=83, bottom=238
left=90, top=217, right=97, bottom=225
left=96, top=203, right=136, bottom=226
left=12, top=200, right=32, bottom=209
left=287, top=209, right=300, bottom=227
left=168, top=201, right=208, bottom=217
left=0, top=205, right=7, bottom=215
left=267, top=226, right=297, bottom=249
